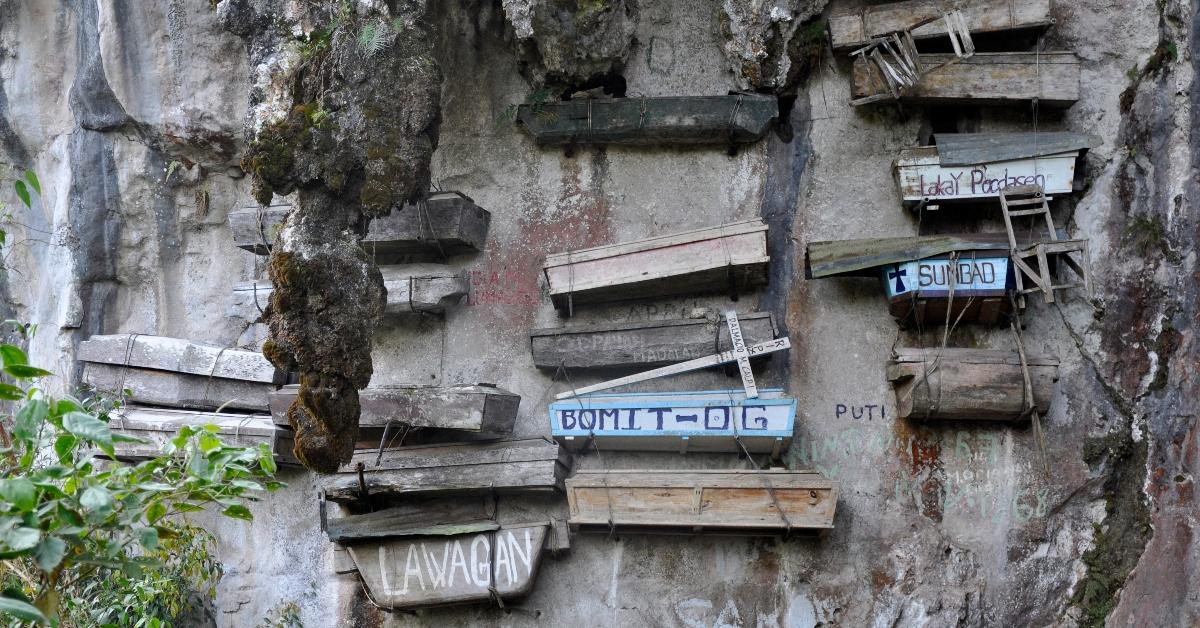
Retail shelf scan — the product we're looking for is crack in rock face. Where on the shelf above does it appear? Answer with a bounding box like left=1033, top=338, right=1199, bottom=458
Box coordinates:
left=239, top=1, right=441, bottom=472
left=502, top=0, right=638, bottom=87
left=719, top=0, right=829, bottom=92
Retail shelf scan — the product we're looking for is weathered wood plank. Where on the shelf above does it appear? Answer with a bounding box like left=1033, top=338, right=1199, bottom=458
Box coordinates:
left=269, top=383, right=519, bottom=434
left=887, top=348, right=1059, bottom=420
left=78, top=334, right=281, bottom=383
left=894, top=146, right=1079, bottom=204
left=543, top=220, right=769, bottom=309
left=852, top=52, right=1079, bottom=106
left=327, top=497, right=498, bottom=542
left=549, top=389, right=794, bottom=454
left=830, top=0, right=1052, bottom=51
left=531, top=313, right=777, bottom=370
left=83, top=363, right=276, bottom=412
left=346, top=523, right=549, bottom=609
left=320, top=439, right=569, bottom=502
left=229, top=192, right=491, bottom=259
left=105, top=406, right=299, bottom=465
left=566, top=470, right=837, bottom=533
left=517, top=95, right=777, bottom=145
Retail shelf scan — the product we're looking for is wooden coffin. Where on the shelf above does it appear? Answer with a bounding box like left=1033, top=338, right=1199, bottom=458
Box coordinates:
left=269, top=383, right=518, bottom=435
left=79, top=334, right=282, bottom=411
left=829, top=0, right=1052, bottom=52
left=346, top=523, right=549, bottom=609
left=888, top=348, right=1059, bottom=421
left=228, top=265, right=468, bottom=322
left=566, top=470, right=837, bottom=534
left=516, top=95, right=777, bottom=146
left=895, top=133, right=1090, bottom=205
left=228, top=192, right=491, bottom=260
left=530, top=313, right=778, bottom=370
left=549, top=389, right=795, bottom=455
left=882, top=253, right=1014, bottom=326
left=106, top=406, right=299, bottom=465
left=852, top=52, right=1079, bottom=106
left=320, top=438, right=570, bottom=503
left=543, top=220, right=769, bottom=310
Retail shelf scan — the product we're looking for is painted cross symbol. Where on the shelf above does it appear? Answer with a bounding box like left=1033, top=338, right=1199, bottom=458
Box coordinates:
left=555, top=313, right=790, bottom=400
left=888, top=267, right=907, bottom=292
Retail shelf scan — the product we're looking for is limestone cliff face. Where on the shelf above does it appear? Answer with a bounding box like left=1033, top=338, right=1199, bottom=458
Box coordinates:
left=0, top=0, right=1196, bottom=625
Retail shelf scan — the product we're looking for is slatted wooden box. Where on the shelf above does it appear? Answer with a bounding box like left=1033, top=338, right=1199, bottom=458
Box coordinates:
left=228, top=191, right=490, bottom=260
left=319, top=438, right=570, bottom=503
left=549, top=390, right=795, bottom=455
left=106, top=405, right=299, bottom=466
left=530, top=312, right=778, bottom=370
left=79, top=334, right=283, bottom=411
left=829, top=0, right=1052, bottom=52
left=270, top=383, right=519, bottom=436
left=516, top=95, right=777, bottom=146
left=888, top=348, right=1059, bottom=421
left=566, top=470, right=837, bottom=535
left=543, top=220, right=769, bottom=311
left=852, top=52, right=1080, bottom=106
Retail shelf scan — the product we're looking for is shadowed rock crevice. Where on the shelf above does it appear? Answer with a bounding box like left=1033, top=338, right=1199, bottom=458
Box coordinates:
left=502, top=0, right=638, bottom=90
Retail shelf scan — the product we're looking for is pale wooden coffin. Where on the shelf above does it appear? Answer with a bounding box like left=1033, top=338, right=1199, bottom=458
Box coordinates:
left=829, top=0, right=1052, bottom=52
left=106, top=406, right=299, bottom=465
left=549, top=389, right=795, bottom=455
left=228, top=192, right=490, bottom=260
left=269, top=383, right=519, bottom=435
left=852, top=52, right=1080, bottom=106
left=346, top=523, right=550, bottom=609
left=79, top=334, right=282, bottom=411
left=887, top=348, right=1059, bottom=421
left=530, top=312, right=778, bottom=370
left=227, top=264, right=468, bottom=323
left=542, top=220, right=769, bottom=310
left=566, top=470, right=837, bottom=534
left=516, top=95, right=777, bottom=146
left=320, top=438, right=570, bottom=503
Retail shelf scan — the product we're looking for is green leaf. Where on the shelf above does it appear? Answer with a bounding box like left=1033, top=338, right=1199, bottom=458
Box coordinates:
left=23, top=170, right=40, bottom=195
left=136, top=482, right=173, bottom=492
left=230, top=479, right=263, bottom=492
left=221, top=504, right=253, bottom=521
left=4, top=364, right=51, bottom=379
left=33, top=536, right=66, bottom=572
left=0, top=383, right=22, bottom=401
left=80, top=486, right=112, bottom=512
left=63, top=411, right=112, bottom=446
left=1, top=526, right=40, bottom=551
left=0, top=344, right=27, bottom=367
left=54, top=434, right=77, bottom=462
left=135, top=527, right=158, bottom=551
left=0, top=478, right=36, bottom=511
left=111, top=433, right=148, bottom=444
left=56, top=503, right=84, bottom=528
left=14, top=399, right=47, bottom=442
left=0, top=594, right=48, bottom=624
left=13, top=180, right=30, bottom=208
left=199, top=432, right=221, bottom=453
left=146, top=501, right=167, bottom=524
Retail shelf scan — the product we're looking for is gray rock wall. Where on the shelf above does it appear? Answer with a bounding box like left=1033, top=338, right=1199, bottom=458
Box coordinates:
left=1, top=0, right=1196, bottom=626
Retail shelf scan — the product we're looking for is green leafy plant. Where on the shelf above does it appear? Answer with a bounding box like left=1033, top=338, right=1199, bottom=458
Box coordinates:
left=497, top=87, right=560, bottom=127
left=257, top=600, right=302, bottom=628
left=0, top=326, right=282, bottom=624
left=357, top=17, right=404, bottom=58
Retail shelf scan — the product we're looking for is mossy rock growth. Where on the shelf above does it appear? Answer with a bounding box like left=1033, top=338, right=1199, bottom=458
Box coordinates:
left=241, top=1, right=442, bottom=473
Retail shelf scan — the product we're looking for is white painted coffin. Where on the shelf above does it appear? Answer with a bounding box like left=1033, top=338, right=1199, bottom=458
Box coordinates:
left=346, top=523, right=549, bottom=609
left=106, top=405, right=298, bottom=465
left=895, top=146, right=1079, bottom=204
left=829, top=0, right=1052, bottom=52
left=269, top=383, right=519, bottom=435
left=542, top=220, right=769, bottom=310
left=549, top=389, right=795, bottom=454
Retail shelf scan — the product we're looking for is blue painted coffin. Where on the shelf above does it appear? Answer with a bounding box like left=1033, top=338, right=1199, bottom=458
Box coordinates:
left=549, top=389, right=795, bottom=455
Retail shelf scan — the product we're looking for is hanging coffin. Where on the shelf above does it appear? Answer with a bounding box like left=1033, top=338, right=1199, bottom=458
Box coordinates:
left=829, top=0, right=1052, bottom=52
left=106, top=406, right=299, bottom=465
left=530, top=313, right=778, bottom=370
left=228, top=192, right=490, bottom=260
left=566, top=470, right=837, bottom=535
left=79, top=334, right=283, bottom=411
left=549, top=389, right=795, bottom=455
left=516, top=94, right=777, bottom=146
left=543, top=220, right=769, bottom=311
left=851, top=52, right=1079, bottom=106
left=344, top=523, right=550, bottom=609
left=895, top=133, right=1094, bottom=206
left=269, top=383, right=518, bottom=436
left=320, top=438, right=570, bottom=503
left=888, top=348, right=1059, bottom=421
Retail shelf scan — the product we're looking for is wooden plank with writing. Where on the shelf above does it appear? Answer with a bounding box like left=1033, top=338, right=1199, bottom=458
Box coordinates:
left=894, top=146, right=1079, bottom=205
left=851, top=52, right=1079, bottom=106
left=887, top=348, right=1059, bottom=420
left=830, top=0, right=1052, bottom=52
left=530, top=313, right=778, bottom=370
left=346, top=523, right=549, bottom=609
left=566, top=470, right=837, bottom=534
left=270, top=383, right=519, bottom=434
left=542, top=220, right=770, bottom=310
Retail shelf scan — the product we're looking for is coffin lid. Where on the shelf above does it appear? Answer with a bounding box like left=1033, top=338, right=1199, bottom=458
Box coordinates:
left=544, top=219, right=767, bottom=266
left=890, top=347, right=1060, bottom=367
left=805, top=233, right=1014, bottom=278
left=529, top=312, right=773, bottom=338
left=933, top=132, right=1099, bottom=166
left=77, top=334, right=279, bottom=383
left=110, top=406, right=276, bottom=436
